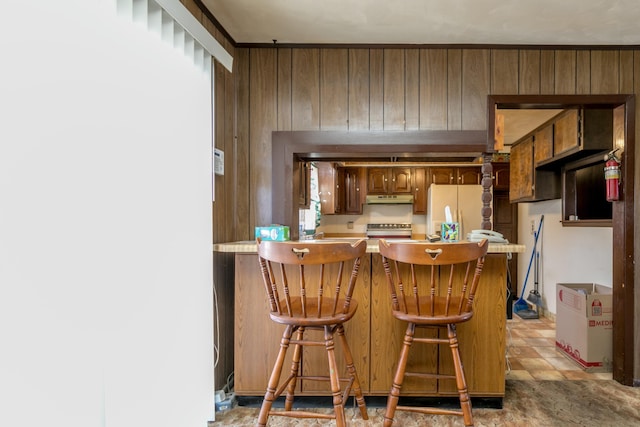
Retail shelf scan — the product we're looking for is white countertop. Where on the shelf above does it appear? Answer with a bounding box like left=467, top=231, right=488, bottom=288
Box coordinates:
left=213, top=239, right=525, bottom=254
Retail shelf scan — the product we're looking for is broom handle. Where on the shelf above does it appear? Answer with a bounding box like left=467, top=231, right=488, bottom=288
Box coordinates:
left=519, top=215, right=544, bottom=300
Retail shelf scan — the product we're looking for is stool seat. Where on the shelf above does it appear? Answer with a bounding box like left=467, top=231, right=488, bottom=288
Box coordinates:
left=391, top=296, right=473, bottom=324
left=269, top=298, right=358, bottom=326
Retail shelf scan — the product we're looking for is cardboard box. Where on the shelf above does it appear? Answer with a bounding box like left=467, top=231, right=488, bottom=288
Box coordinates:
left=555, top=283, right=613, bottom=372
left=254, top=225, right=290, bottom=241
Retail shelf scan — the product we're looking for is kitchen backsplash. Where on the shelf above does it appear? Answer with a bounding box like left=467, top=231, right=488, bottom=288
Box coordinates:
left=311, top=204, right=427, bottom=236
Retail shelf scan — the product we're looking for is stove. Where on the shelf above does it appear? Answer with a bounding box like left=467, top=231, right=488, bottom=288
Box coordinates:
left=366, top=223, right=413, bottom=239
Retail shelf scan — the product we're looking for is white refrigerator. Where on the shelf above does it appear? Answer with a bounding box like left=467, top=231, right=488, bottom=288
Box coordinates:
left=426, top=184, right=485, bottom=238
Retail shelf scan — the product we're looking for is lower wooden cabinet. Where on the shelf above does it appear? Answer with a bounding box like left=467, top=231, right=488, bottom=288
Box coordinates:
left=234, top=252, right=507, bottom=397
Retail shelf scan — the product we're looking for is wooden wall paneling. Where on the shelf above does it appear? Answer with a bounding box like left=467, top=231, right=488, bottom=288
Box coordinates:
left=277, top=48, right=292, bottom=131
left=419, top=49, right=448, bottom=130
left=405, top=49, right=420, bottom=130
left=320, top=48, right=349, bottom=130
left=491, top=49, right=519, bottom=94
left=348, top=49, right=370, bottom=130
left=222, top=62, right=236, bottom=242
left=447, top=49, right=463, bottom=130
left=235, top=48, right=251, bottom=239
left=554, top=50, right=577, bottom=94
left=576, top=50, right=591, bottom=94
left=383, top=49, right=406, bottom=130
left=182, top=0, right=201, bottom=21
left=519, top=50, right=541, bottom=94
left=370, top=49, right=384, bottom=130
left=462, top=49, right=490, bottom=130
left=540, top=50, right=555, bottom=94
left=292, top=48, right=320, bottom=130
left=591, top=50, right=620, bottom=94
left=249, top=49, right=278, bottom=227
left=619, top=50, right=634, bottom=94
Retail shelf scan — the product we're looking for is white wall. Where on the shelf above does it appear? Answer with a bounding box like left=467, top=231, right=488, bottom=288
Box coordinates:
left=517, top=199, right=613, bottom=314
left=0, top=1, right=214, bottom=426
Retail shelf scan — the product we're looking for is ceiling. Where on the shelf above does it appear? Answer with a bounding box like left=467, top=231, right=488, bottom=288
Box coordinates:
left=203, top=0, right=640, bottom=46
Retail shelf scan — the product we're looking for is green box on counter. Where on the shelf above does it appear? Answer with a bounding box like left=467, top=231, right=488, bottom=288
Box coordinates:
left=255, top=225, right=290, bottom=241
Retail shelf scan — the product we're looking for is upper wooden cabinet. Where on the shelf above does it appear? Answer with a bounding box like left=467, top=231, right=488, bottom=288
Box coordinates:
left=457, top=167, right=482, bottom=185
left=367, top=167, right=412, bottom=194
left=509, top=108, right=612, bottom=203
left=430, top=167, right=454, bottom=184
left=533, top=124, right=554, bottom=166
left=491, top=162, right=510, bottom=191
left=317, top=162, right=338, bottom=214
left=296, top=160, right=311, bottom=208
left=341, top=167, right=366, bottom=215
left=510, top=135, right=560, bottom=202
left=429, top=166, right=482, bottom=185
left=412, top=167, right=427, bottom=214
left=539, top=108, right=613, bottom=167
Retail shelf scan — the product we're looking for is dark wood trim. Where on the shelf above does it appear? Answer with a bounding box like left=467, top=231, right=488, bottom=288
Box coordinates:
left=240, top=43, right=640, bottom=51
left=272, top=130, right=489, bottom=238
left=488, top=94, right=635, bottom=386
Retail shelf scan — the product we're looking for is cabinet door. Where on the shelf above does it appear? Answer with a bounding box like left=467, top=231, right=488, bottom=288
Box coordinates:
left=367, top=168, right=389, bottom=194
left=390, top=167, right=412, bottom=193
left=553, top=109, right=579, bottom=156
left=334, top=167, right=344, bottom=214
left=430, top=167, right=454, bottom=184
left=317, top=162, right=337, bottom=214
left=457, top=167, right=482, bottom=185
left=343, top=167, right=365, bottom=214
left=492, top=163, right=510, bottom=191
left=509, top=136, right=534, bottom=201
left=296, top=161, right=310, bottom=208
left=412, top=167, right=427, bottom=214
left=534, top=124, right=554, bottom=165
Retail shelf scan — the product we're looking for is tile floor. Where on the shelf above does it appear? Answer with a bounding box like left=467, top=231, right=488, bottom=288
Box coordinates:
left=505, top=313, right=612, bottom=381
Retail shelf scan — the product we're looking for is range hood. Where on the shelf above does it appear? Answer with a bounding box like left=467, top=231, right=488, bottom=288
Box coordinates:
left=366, top=194, right=414, bottom=205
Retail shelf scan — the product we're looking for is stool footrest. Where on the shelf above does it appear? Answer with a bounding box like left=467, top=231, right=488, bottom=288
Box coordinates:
left=396, top=405, right=464, bottom=417
left=269, top=410, right=335, bottom=420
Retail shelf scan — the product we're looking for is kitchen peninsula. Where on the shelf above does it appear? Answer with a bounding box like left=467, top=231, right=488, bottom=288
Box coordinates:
left=214, top=240, right=524, bottom=403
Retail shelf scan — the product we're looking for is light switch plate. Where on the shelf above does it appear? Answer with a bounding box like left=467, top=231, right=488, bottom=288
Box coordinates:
left=214, top=148, right=224, bottom=176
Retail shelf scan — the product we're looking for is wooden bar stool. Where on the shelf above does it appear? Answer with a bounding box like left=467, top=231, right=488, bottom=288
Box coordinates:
left=256, top=238, right=369, bottom=426
left=378, top=238, right=489, bottom=427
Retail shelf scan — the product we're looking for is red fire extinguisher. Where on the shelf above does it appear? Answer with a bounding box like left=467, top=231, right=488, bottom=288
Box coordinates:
left=604, top=149, right=621, bottom=202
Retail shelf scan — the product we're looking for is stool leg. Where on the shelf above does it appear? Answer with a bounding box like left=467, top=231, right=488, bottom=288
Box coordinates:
left=384, top=322, right=415, bottom=427
left=284, top=326, right=304, bottom=411
left=336, top=324, right=368, bottom=420
left=258, top=325, right=293, bottom=427
left=324, top=325, right=346, bottom=427
left=448, top=323, right=473, bottom=426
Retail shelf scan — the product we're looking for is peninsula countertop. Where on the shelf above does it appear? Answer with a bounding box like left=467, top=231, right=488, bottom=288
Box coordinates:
left=213, top=239, right=525, bottom=254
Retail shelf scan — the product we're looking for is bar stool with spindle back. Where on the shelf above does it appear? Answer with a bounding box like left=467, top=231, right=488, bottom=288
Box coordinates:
left=378, top=238, right=489, bottom=427
left=256, top=238, right=369, bottom=426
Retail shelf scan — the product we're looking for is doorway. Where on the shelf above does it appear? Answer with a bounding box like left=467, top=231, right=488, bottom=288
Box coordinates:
left=488, top=94, right=635, bottom=386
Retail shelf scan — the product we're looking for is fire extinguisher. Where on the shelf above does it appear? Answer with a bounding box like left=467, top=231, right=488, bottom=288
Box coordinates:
left=604, top=149, right=621, bottom=202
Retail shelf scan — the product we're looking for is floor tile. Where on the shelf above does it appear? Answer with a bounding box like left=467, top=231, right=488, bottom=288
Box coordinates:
left=506, top=315, right=612, bottom=381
